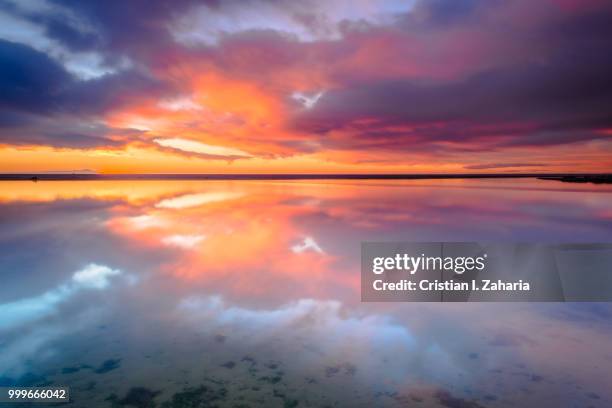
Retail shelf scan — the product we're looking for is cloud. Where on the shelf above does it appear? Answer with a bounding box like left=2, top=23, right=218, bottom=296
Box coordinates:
left=464, top=163, right=549, bottom=170
left=176, top=296, right=475, bottom=386
left=156, top=191, right=245, bottom=209
left=291, top=237, right=324, bottom=254
left=0, top=2, right=113, bottom=80
left=0, top=0, right=611, bottom=166
left=291, top=52, right=612, bottom=150
left=292, top=91, right=325, bottom=109
left=0, top=39, right=71, bottom=112
left=0, top=39, right=170, bottom=148
left=0, top=263, right=120, bottom=330
left=154, top=138, right=252, bottom=159
left=170, top=0, right=415, bottom=46
left=0, top=111, right=136, bottom=148
left=162, top=234, right=206, bottom=249
left=8, top=0, right=194, bottom=59
left=72, top=263, right=121, bottom=289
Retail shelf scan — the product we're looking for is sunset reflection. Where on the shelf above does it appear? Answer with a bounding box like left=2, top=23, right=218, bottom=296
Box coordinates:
left=1, top=179, right=611, bottom=407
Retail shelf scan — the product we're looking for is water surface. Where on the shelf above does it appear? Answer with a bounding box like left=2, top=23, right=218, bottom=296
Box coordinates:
left=1, top=179, right=611, bottom=407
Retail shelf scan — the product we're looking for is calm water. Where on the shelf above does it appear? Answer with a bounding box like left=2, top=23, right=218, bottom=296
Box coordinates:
left=1, top=179, right=611, bottom=407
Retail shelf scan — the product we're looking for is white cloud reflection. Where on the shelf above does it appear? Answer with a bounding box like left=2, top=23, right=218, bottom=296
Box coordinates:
left=72, top=263, right=120, bottom=289
left=292, top=91, right=325, bottom=109
left=0, top=263, right=120, bottom=330
left=162, top=234, right=206, bottom=249
left=128, top=214, right=166, bottom=229
left=177, top=296, right=460, bottom=384
left=291, top=236, right=324, bottom=254
left=156, top=191, right=244, bottom=209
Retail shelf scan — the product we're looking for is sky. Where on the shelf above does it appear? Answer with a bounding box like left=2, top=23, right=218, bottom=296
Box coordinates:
left=0, top=0, right=611, bottom=173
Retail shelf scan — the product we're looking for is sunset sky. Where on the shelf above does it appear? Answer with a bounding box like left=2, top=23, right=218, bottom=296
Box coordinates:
left=1, top=0, right=611, bottom=173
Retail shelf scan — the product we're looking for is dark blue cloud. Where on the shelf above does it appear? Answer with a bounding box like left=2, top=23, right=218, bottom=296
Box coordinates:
left=409, top=0, right=486, bottom=26
left=0, top=38, right=171, bottom=147
left=45, top=0, right=199, bottom=58
left=0, top=40, right=71, bottom=113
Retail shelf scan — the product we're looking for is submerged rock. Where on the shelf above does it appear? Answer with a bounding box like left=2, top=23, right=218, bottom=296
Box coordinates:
left=95, top=359, right=122, bottom=374
left=122, top=387, right=160, bottom=408
left=160, top=385, right=227, bottom=408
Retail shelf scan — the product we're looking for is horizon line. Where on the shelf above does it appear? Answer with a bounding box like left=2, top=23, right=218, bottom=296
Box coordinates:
left=0, top=172, right=610, bottom=181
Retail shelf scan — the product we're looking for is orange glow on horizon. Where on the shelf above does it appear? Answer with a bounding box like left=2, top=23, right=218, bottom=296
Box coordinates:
left=1, top=68, right=610, bottom=174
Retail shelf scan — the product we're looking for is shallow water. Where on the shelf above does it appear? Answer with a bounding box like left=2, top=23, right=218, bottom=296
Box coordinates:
left=1, top=179, right=611, bottom=407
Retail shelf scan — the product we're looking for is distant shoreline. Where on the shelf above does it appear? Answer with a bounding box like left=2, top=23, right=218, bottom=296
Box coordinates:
left=0, top=173, right=610, bottom=183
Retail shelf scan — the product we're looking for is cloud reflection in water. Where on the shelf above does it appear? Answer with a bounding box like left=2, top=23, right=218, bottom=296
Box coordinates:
left=0, top=179, right=611, bottom=406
